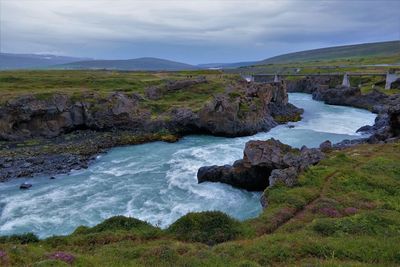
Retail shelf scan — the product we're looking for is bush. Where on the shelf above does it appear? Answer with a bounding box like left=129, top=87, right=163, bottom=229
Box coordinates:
left=167, top=211, right=243, bottom=245
left=0, top=232, right=39, bottom=244
left=312, top=219, right=337, bottom=236
left=72, top=216, right=156, bottom=235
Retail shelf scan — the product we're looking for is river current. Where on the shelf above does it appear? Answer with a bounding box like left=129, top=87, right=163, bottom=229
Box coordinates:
left=0, top=93, right=376, bottom=238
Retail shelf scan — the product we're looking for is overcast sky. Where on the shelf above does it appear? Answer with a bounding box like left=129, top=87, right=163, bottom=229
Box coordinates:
left=1, top=0, right=399, bottom=64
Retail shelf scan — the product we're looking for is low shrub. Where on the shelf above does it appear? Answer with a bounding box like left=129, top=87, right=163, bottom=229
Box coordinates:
left=168, top=211, right=243, bottom=245
left=0, top=232, right=39, bottom=244
left=72, top=216, right=157, bottom=235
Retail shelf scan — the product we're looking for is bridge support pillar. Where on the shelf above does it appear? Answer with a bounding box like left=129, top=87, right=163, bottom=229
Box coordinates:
left=274, top=74, right=280, bottom=83
left=385, top=72, right=399, bottom=89
left=342, top=73, right=350, bottom=88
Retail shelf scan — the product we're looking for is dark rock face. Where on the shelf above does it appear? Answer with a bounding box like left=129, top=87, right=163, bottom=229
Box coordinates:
left=269, top=167, right=298, bottom=187
left=312, top=87, right=388, bottom=111
left=287, top=76, right=341, bottom=93
left=197, top=138, right=325, bottom=192
left=319, top=140, right=332, bottom=152
left=197, top=162, right=269, bottom=191
left=196, top=81, right=302, bottom=137
left=0, top=80, right=302, bottom=142
left=391, top=78, right=400, bottom=89
left=0, top=92, right=149, bottom=141
left=19, top=183, right=32, bottom=189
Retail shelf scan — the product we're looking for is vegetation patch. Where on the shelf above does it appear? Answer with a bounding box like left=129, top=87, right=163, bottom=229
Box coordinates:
left=167, top=211, right=243, bottom=245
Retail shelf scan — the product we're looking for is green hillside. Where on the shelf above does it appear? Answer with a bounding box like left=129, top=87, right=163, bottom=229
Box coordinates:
left=259, top=40, right=400, bottom=64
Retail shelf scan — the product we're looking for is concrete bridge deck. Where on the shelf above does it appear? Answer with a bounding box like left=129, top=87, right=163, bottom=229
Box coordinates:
left=247, top=72, right=399, bottom=89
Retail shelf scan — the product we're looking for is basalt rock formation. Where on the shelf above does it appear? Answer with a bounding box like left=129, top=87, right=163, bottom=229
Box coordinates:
left=0, top=79, right=302, bottom=142
left=312, top=87, right=386, bottom=111
left=0, top=92, right=150, bottom=141
left=287, top=76, right=341, bottom=94
left=197, top=138, right=325, bottom=191
left=0, top=78, right=303, bottom=180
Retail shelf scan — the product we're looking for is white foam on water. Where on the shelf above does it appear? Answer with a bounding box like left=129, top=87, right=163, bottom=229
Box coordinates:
left=0, top=93, right=377, bottom=238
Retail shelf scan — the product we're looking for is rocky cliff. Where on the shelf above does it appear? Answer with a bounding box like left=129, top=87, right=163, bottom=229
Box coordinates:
left=0, top=78, right=303, bottom=180
left=0, top=79, right=302, bottom=141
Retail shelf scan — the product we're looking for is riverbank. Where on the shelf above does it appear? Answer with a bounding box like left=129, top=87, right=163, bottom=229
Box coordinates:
left=287, top=76, right=400, bottom=143
left=196, top=80, right=400, bottom=194
left=0, top=70, right=302, bottom=181
left=0, top=93, right=377, bottom=238
left=1, top=141, right=399, bottom=266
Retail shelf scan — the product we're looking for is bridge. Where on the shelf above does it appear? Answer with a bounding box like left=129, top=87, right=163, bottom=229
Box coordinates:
left=246, top=72, right=399, bottom=89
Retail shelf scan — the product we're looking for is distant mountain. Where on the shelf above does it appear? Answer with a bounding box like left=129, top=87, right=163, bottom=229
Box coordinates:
left=58, top=57, right=199, bottom=71
left=258, top=40, right=400, bottom=65
left=0, top=53, right=91, bottom=70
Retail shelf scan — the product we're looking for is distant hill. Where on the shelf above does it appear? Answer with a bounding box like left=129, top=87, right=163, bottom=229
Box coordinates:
left=259, top=40, right=400, bottom=65
left=58, top=57, right=199, bottom=71
left=0, top=53, right=90, bottom=70
left=200, top=41, right=400, bottom=69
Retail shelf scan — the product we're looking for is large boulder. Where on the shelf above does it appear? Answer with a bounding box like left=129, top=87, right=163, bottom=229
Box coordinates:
left=243, top=139, right=296, bottom=169
left=197, top=138, right=325, bottom=191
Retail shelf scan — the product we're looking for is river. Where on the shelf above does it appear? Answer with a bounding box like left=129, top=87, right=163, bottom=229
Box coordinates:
left=0, top=93, right=376, bottom=238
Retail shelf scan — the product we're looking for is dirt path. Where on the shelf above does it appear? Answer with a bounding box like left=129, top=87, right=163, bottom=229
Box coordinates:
left=270, top=170, right=340, bottom=233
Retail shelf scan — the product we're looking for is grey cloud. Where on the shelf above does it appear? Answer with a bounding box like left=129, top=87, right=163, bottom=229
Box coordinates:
left=1, top=0, right=399, bottom=63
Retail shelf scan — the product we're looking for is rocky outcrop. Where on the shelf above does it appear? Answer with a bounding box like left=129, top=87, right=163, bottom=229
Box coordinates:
left=287, top=76, right=341, bottom=93
left=0, top=79, right=302, bottom=142
left=312, top=87, right=388, bottom=111
left=197, top=138, right=325, bottom=191
left=0, top=92, right=150, bottom=141
left=195, top=81, right=302, bottom=137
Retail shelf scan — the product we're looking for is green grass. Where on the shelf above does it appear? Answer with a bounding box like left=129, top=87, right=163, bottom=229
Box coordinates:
left=0, top=70, right=231, bottom=103
left=0, top=70, right=241, bottom=125
left=1, top=142, right=399, bottom=266
left=259, top=41, right=400, bottom=64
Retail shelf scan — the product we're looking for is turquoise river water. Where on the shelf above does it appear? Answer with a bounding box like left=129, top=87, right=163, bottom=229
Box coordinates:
left=0, top=93, right=376, bottom=238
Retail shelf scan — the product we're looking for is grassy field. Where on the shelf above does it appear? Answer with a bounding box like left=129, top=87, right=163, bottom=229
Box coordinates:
left=1, top=141, right=399, bottom=266
left=1, top=67, right=399, bottom=104
left=0, top=70, right=226, bottom=99
left=0, top=70, right=241, bottom=115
